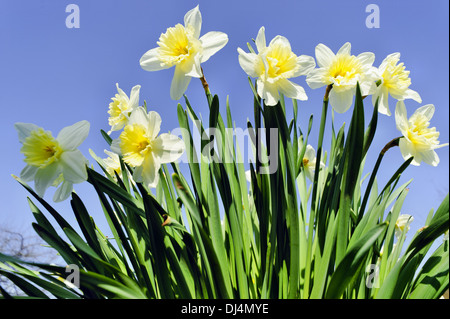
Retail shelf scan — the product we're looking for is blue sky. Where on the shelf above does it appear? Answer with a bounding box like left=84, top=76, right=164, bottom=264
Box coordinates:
left=0, top=0, right=448, bottom=249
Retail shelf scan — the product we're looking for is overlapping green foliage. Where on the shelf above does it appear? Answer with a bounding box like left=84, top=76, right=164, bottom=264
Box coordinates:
left=1, top=81, right=448, bottom=299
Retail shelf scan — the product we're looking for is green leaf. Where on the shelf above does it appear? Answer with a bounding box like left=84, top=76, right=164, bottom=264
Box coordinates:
left=409, top=243, right=449, bottom=299
left=326, top=222, right=387, bottom=299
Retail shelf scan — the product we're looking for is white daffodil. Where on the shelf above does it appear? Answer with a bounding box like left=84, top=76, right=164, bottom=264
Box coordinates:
left=140, top=5, right=228, bottom=100
left=108, top=83, right=141, bottom=134
left=237, top=27, right=316, bottom=106
left=372, top=53, right=422, bottom=116
left=298, top=139, right=325, bottom=181
left=394, top=214, right=414, bottom=240
left=395, top=101, right=448, bottom=166
left=15, top=120, right=90, bottom=202
left=306, top=42, right=378, bottom=113
left=111, top=107, right=185, bottom=188
left=102, top=149, right=122, bottom=179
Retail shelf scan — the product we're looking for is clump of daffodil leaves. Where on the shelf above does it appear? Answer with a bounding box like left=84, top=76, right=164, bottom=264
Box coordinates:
left=2, top=5, right=448, bottom=300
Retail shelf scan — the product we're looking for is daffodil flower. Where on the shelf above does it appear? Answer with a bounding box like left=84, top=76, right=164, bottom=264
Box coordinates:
left=111, top=107, right=185, bottom=188
left=15, top=120, right=90, bottom=202
left=372, top=53, right=422, bottom=116
left=237, top=27, right=316, bottom=106
left=394, top=214, right=414, bottom=240
left=108, top=83, right=141, bottom=134
left=395, top=101, right=448, bottom=166
left=306, top=42, right=378, bottom=113
left=102, top=149, right=123, bottom=180
left=139, top=5, right=228, bottom=100
left=298, top=139, right=325, bottom=181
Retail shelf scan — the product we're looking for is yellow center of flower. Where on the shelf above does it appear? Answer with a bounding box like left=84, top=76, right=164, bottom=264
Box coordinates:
left=157, top=24, right=200, bottom=66
left=395, top=221, right=405, bottom=232
left=382, top=60, right=411, bottom=91
left=302, top=158, right=310, bottom=166
left=108, top=95, right=129, bottom=127
left=119, top=124, right=152, bottom=167
left=327, top=54, right=363, bottom=86
left=263, top=42, right=298, bottom=79
left=21, top=128, right=63, bottom=168
left=406, top=114, right=440, bottom=151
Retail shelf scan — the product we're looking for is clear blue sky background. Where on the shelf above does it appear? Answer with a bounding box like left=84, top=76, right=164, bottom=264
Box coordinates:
left=0, top=1, right=448, bottom=251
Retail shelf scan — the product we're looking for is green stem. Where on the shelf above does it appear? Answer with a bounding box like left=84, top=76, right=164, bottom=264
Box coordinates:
left=200, top=67, right=213, bottom=107
left=304, top=85, right=331, bottom=298
left=358, top=137, right=401, bottom=222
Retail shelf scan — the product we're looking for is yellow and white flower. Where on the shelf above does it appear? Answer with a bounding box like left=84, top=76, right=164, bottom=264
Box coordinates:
left=111, top=107, right=185, bottom=188
left=102, top=150, right=122, bottom=179
left=395, top=214, right=414, bottom=239
left=372, top=53, right=421, bottom=116
left=108, top=83, right=141, bottom=134
left=15, top=120, right=90, bottom=202
left=140, top=6, right=228, bottom=100
left=237, top=27, right=316, bottom=106
left=395, top=101, right=448, bottom=166
left=298, top=139, right=325, bottom=181
left=306, top=42, right=378, bottom=113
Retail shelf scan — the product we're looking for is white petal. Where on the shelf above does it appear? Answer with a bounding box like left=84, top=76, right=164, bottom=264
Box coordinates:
left=379, top=53, right=400, bottom=72
left=184, top=5, right=202, bottom=39
left=329, top=89, right=354, bottom=113
left=128, top=84, right=141, bottom=108
left=57, top=120, right=90, bottom=151
left=237, top=48, right=261, bottom=78
left=53, top=181, right=73, bottom=202
left=200, top=31, right=228, bottom=63
left=183, top=54, right=203, bottom=78
left=140, top=48, right=171, bottom=71
left=20, top=165, right=38, bottom=182
left=170, top=65, right=192, bottom=100
left=306, top=69, right=328, bottom=89
left=277, top=79, right=308, bottom=101
left=255, top=27, right=266, bottom=53
left=304, top=145, right=316, bottom=161
left=132, top=164, right=144, bottom=183
left=413, top=104, right=435, bottom=121
left=315, top=43, right=335, bottom=68
left=395, top=100, right=409, bottom=133
left=337, top=42, right=351, bottom=56
left=403, top=88, right=422, bottom=103
left=141, top=153, right=161, bottom=188
left=129, top=106, right=150, bottom=129
left=153, top=133, right=185, bottom=163
left=293, top=55, right=316, bottom=77
left=421, top=149, right=440, bottom=167
left=115, top=83, right=129, bottom=100
left=359, top=72, right=378, bottom=96
left=373, top=85, right=391, bottom=116
left=110, top=139, right=122, bottom=155
left=146, top=110, right=162, bottom=140
left=399, top=138, right=418, bottom=165
left=15, top=123, right=41, bottom=143
left=357, top=52, right=375, bottom=67
left=258, top=80, right=279, bottom=106
left=269, top=35, right=291, bottom=50
left=304, top=165, right=315, bottom=181
left=34, top=163, right=60, bottom=197
left=60, top=150, right=88, bottom=184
